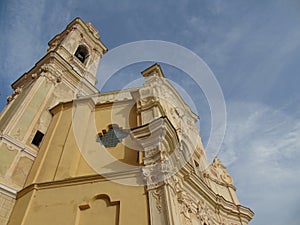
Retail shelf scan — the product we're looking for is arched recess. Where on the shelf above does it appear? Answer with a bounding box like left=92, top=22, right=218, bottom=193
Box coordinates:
left=76, top=194, right=120, bottom=225
left=74, top=44, right=89, bottom=64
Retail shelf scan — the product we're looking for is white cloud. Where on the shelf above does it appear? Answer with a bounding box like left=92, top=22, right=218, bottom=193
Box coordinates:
left=218, top=101, right=300, bottom=225
left=0, top=0, right=75, bottom=82
left=1, top=0, right=47, bottom=77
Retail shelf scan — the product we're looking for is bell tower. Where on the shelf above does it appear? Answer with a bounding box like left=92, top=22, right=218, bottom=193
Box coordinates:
left=47, top=17, right=107, bottom=86
left=0, top=17, right=107, bottom=225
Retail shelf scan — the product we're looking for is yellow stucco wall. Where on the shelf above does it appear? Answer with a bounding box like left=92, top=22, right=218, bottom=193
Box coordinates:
left=0, top=144, right=17, bottom=178
left=9, top=176, right=149, bottom=225
left=94, top=102, right=138, bottom=166
left=11, top=79, right=52, bottom=142
left=25, top=98, right=139, bottom=186
left=0, top=193, right=15, bottom=225
left=13, top=98, right=148, bottom=225
left=0, top=84, right=33, bottom=132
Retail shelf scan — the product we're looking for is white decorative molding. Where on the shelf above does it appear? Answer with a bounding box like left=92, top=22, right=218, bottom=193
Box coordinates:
left=0, top=183, right=17, bottom=199
left=93, top=90, right=135, bottom=104
left=152, top=188, right=162, bottom=213
left=0, top=133, right=37, bottom=158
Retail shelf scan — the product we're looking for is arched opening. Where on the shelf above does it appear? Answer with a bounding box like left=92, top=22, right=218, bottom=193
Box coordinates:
left=74, top=44, right=89, bottom=64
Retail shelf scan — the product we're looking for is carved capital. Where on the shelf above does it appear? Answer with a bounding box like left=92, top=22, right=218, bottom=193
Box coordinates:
left=138, top=96, right=158, bottom=111
left=142, top=158, right=174, bottom=187
left=39, top=64, right=62, bottom=84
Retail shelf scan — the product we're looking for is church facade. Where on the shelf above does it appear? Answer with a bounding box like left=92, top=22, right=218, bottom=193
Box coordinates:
left=0, top=18, right=253, bottom=225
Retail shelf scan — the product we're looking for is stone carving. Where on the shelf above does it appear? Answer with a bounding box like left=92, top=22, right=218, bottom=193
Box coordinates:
left=219, top=216, right=229, bottom=225
left=177, top=190, right=205, bottom=224
left=142, top=166, right=156, bottom=185
left=14, top=87, right=22, bottom=95
left=167, top=176, right=181, bottom=194
left=142, top=158, right=174, bottom=188
left=178, top=191, right=192, bottom=220
left=139, top=86, right=152, bottom=98
left=203, top=157, right=234, bottom=186
left=198, top=198, right=221, bottom=225
left=39, top=64, right=62, bottom=84
left=144, top=148, right=160, bottom=159
left=6, top=95, right=13, bottom=103
left=47, top=35, right=62, bottom=51
left=161, top=158, right=172, bottom=174
left=31, top=73, right=38, bottom=79
left=12, top=128, right=22, bottom=141
left=139, top=96, right=158, bottom=110
left=197, top=199, right=211, bottom=224
left=152, top=188, right=162, bottom=213
left=173, top=189, right=219, bottom=225
left=7, top=87, right=23, bottom=104
left=85, top=22, right=100, bottom=39
left=212, top=157, right=233, bottom=185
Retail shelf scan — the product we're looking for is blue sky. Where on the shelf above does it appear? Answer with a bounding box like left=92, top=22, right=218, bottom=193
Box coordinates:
left=1, top=0, right=300, bottom=224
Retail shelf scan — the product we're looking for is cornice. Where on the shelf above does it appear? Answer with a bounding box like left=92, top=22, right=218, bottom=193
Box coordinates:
left=49, top=17, right=108, bottom=54
left=131, top=116, right=179, bottom=146
left=48, top=50, right=99, bottom=93
left=49, top=101, right=73, bottom=115
left=204, top=174, right=236, bottom=190
left=0, top=133, right=37, bottom=158
left=68, top=17, right=108, bottom=53
left=17, top=168, right=142, bottom=199
left=94, top=88, right=137, bottom=104
left=11, top=51, right=99, bottom=95
left=141, top=63, right=165, bottom=78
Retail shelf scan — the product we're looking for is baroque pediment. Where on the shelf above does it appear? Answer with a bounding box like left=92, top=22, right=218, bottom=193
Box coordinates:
left=204, top=156, right=234, bottom=185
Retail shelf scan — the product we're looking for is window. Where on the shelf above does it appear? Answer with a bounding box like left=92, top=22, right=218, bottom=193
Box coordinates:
left=32, top=130, right=44, bottom=147
left=74, top=44, right=89, bottom=64
left=97, top=125, right=128, bottom=148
